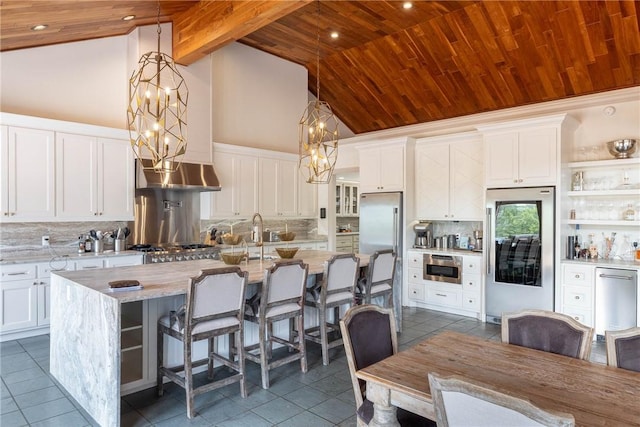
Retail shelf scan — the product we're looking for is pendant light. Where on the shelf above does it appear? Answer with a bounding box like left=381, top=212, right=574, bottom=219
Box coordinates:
left=299, top=0, right=339, bottom=184
left=127, top=2, right=188, bottom=174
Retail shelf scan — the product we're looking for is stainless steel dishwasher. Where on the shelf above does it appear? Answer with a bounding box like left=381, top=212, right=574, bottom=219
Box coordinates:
left=595, top=267, right=638, bottom=340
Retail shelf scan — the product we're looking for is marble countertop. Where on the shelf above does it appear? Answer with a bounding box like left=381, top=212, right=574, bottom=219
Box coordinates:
left=408, top=247, right=483, bottom=257
left=0, top=238, right=329, bottom=265
left=562, top=257, right=640, bottom=270
left=0, top=249, right=144, bottom=265
left=52, top=250, right=370, bottom=303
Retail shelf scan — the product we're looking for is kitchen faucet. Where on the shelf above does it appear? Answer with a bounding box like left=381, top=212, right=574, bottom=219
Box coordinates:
left=252, top=213, right=264, bottom=260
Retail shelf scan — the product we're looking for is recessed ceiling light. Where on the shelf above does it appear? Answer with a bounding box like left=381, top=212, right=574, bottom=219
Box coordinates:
left=122, top=15, right=135, bottom=21
left=330, top=31, right=339, bottom=39
left=403, top=2, right=413, bottom=10
left=31, top=24, right=48, bottom=31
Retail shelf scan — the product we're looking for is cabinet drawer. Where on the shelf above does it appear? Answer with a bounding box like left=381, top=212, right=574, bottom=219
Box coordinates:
left=37, top=263, right=73, bottom=278
left=75, top=259, right=105, bottom=270
left=1, top=264, right=37, bottom=281
left=336, top=235, right=352, bottom=245
left=462, top=274, right=481, bottom=292
left=408, top=284, right=424, bottom=301
left=562, top=264, right=594, bottom=287
left=336, top=244, right=353, bottom=252
left=408, top=252, right=422, bottom=268
left=563, top=285, right=593, bottom=309
left=408, top=267, right=423, bottom=284
left=561, top=307, right=593, bottom=328
left=463, top=257, right=481, bottom=274
left=426, top=287, right=461, bottom=308
left=462, top=293, right=481, bottom=311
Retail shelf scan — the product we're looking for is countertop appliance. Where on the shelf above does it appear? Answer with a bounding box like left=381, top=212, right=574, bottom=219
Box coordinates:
left=413, top=222, right=433, bottom=248
left=359, top=191, right=403, bottom=331
left=595, top=267, right=637, bottom=340
left=423, top=253, right=462, bottom=284
left=485, top=187, right=555, bottom=324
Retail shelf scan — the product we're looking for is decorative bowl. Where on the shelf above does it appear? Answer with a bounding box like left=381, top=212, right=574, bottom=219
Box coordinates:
left=606, top=139, right=637, bottom=159
left=221, top=233, right=243, bottom=245
left=221, top=252, right=247, bottom=265
left=278, top=231, right=296, bottom=242
left=275, top=247, right=299, bottom=259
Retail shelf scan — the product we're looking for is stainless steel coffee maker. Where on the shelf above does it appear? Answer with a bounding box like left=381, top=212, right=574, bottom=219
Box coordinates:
left=414, top=222, right=433, bottom=248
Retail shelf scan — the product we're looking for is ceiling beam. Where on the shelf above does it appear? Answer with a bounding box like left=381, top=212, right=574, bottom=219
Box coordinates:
left=172, top=0, right=312, bottom=65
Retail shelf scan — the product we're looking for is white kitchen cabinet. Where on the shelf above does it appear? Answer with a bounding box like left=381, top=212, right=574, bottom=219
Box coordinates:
left=406, top=250, right=481, bottom=319
left=359, top=143, right=405, bottom=193
left=259, top=157, right=297, bottom=217
left=56, top=133, right=134, bottom=220
left=0, top=126, right=56, bottom=222
left=0, top=262, right=69, bottom=339
left=74, top=257, right=105, bottom=270
left=480, top=114, right=577, bottom=188
left=415, top=133, right=483, bottom=220
left=560, top=262, right=595, bottom=327
left=297, top=175, right=317, bottom=217
left=210, top=150, right=258, bottom=218
left=336, top=182, right=359, bottom=216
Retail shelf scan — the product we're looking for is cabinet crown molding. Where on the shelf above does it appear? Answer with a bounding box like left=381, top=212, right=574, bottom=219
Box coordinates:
left=475, top=113, right=579, bottom=133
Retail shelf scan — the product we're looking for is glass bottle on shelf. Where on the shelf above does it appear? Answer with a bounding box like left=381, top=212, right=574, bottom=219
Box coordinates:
left=623, top=203, right=636, bottom=221
left=572, top=171, right=584, bottom=191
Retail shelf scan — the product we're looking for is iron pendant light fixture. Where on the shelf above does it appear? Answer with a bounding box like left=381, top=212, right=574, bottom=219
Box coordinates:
left=127, top=2, right=188, bottom=174
left=299, top=0, right=339, bottom=184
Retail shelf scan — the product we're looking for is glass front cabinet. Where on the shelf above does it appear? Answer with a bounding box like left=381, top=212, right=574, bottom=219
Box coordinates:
left=336, top=183, right=359, bottom=216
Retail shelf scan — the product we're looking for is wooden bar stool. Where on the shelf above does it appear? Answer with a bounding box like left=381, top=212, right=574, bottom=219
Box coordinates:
left=157, top=266, right=248, bottom=419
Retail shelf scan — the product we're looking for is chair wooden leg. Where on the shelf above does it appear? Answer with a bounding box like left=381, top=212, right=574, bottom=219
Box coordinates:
left=320, top=307, right=329, bottom=366
left=236, top=329, right=247, bottom=398
left=184, top=343, right=195, bottom=419
left=298, top=313, right=308, bottom=373
left=207, top=337, right=214, bottom=379
left=157, top=327, right=164, bottom=397
left=259, top=320, right=270, bottom=389
left=267, top=322, right=273, bottom=359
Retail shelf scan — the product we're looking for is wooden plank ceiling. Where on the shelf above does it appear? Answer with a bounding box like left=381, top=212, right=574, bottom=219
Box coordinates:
left=1, top=1, right=639, bottom=135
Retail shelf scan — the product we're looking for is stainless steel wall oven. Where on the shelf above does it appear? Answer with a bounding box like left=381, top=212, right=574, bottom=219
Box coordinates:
left=423, top=254, right=462, bottom=284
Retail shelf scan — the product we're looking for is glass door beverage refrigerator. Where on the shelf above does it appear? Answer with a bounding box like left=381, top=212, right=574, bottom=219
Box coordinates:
left=485, top=187, right=555, bottom=324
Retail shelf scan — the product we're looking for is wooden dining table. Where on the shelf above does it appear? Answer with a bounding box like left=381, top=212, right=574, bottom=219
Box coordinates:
left=356, top=331, right=640, bottom=427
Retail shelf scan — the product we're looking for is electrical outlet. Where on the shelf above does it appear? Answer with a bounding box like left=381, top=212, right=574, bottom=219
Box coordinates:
left=42, top=235, right=50, bottom=247
left=455, top=233, right=460, bottom=239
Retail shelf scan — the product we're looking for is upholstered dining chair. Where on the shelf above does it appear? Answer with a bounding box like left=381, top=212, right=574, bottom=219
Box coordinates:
left=244, top=259, right=309, bottom=389
left=605, top=327, right=640, bottom=372
left=428, top=373, right=575, bottom=427
left=340, top=304, right=435, bottom=426
left=304, top=253, right=360, bottom=365
left=502, top=309, right=594, bottom=360
left=357, top=249, right=396, bottom=309
left=157, top=266, right=248, bottom=419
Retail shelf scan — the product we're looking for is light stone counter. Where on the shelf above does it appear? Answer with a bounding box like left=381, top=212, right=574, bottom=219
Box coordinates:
left=50, top=250, right=369, bottom=427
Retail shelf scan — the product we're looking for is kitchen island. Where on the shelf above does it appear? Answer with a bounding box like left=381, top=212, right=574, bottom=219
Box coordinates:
left=50, top=250, right=369, bottom=427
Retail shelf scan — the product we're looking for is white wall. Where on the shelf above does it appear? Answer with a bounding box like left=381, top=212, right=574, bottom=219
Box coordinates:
left=0, top=37, right=128, bottom=128
left=211, top=42, right=307, bottom=153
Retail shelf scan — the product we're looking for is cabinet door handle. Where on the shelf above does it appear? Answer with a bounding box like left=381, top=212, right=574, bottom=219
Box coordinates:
left=82, top=266, right=99, bottom=269
left=7, top=271, right=30, bottom=276
left=436, top=293, right=447, bottom=297
left=574, top=274, right=581, bottom=279
left=574, top=295, right=580, bottom=300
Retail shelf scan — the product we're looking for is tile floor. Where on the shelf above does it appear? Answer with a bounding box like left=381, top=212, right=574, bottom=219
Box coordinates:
left=1, top=307, right=607, bottom=427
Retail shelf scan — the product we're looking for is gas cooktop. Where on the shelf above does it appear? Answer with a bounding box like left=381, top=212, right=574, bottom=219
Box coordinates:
left=129, top=243, right=220, bottom=263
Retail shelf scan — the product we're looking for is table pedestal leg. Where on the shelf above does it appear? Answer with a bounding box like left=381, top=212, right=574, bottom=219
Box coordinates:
left=367, top=382, right=400, bottom=427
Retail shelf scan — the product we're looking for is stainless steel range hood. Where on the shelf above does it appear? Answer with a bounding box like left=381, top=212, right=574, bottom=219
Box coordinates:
left=135, top=159, right=221, bottom=191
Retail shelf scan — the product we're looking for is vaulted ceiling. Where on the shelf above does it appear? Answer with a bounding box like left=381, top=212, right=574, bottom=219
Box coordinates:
left=1, top=1, right=639, bottom=134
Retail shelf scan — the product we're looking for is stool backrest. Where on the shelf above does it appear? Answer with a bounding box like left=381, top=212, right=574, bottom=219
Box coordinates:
left=262, top=259, right=308, bottom=308
left=325, top=253, right=360, bottom=295
left=367, top=249, right=396, bottom=288
left=186, top=267, right=248, bottom=335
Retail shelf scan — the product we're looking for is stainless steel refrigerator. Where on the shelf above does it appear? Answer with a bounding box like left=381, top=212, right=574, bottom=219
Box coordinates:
left=359, top=191, right=403, bottom=330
